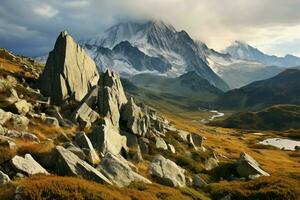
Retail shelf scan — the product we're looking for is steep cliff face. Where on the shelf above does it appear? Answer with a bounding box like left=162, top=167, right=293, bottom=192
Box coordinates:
left=37, top=31, right=99, bottom=104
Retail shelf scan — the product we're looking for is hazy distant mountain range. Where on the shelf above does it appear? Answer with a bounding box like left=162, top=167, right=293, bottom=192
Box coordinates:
left=37, top=20, right=300, bottom=90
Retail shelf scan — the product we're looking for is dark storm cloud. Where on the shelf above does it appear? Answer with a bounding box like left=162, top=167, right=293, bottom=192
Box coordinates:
left=1, top=0, right=300, bottom=57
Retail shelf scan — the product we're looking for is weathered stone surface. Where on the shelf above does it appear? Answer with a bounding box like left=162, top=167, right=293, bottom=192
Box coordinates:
left=236, top=152, right=269, bottom=179
left=36, top=31, right=99, bottom=104
left=72, top=103, right=99, bottom=128
left=45, top=116, right=59, bottom=127
left=98, top=70, right=127, bottom=127
left=128, top=146, right=143, bottom=163
left=177, top=130, right=189, bottom=142
left=0, top=109, right=13, bottom=125
left=167, top=144, right=176, bottom=154
left=10, top=154, right=49, bottom=176
left=0, top=170, right=10, bottom=184
left=204, top=158, right=219, bottom=171
left=121, top=98, right=149, bottom=136
left=90, top=120, right=128, bottom=156
left=149, top=155, right=186, bottom=187
left=10, top=99, right=32, bottom=115
left=0, top=127, right=39, bottom=143
left=52, top=146, right=111, bottom=184
left=155, top=137, right=168, bottom=150
left=120, top=131, right=138, bottom=147
left=192, top=175, right=208, bottom=188
left=138, top=137, right=149, bottom=154
left=190, top=133, right=203, bottom=147
left=66, top=145, right=86, bottom=160
left=75, top=131, right=100, bottom=165
left=99, top=152, right=151, bottom=187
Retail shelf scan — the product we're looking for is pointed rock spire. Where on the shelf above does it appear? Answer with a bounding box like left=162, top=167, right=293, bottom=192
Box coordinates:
left=36, top=31, right=99, bottom=104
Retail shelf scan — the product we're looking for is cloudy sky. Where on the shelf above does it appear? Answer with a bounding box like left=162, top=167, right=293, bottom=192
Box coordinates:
left=1, top=0, right=300, bottom=57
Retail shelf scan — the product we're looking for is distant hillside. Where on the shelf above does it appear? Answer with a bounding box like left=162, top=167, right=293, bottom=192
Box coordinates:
left=217, top=69, right=300, bottom=110
left=122, top=71, right=222, bottom=112
left=210, top=104, right=300, bottom=131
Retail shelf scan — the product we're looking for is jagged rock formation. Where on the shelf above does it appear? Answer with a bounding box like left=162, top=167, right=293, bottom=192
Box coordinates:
left=98, top=69, right=127, bottom=127
left=236, top=152, right=269, bottom=179
left=36, top=31, right=99, bottom=104
left=121, top=98, right=150, bottom=136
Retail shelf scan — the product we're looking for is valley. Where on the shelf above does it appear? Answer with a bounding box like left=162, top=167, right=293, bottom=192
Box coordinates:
left=0, top=15, right=300, bottom=200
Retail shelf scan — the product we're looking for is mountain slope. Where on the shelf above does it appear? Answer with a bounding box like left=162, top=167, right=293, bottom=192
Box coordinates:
left=211, top=104, right=300, bottom=131
left=82, top=20, right=229, bottom=91
left=225, top=41, right=300, bottom=68
left=123, top=71, right=223, bottom=111
left=217, top=69, right=300, bottom=110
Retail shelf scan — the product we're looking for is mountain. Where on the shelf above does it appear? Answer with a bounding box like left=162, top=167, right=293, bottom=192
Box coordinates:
left=217, top=69, right=300, bottom=110
left=122, top=71, right=223, bottom=111
left=225, top=41, right=300, bottom=68
left=210, top=104, right=300, bottom=131
left=206, top=48, right=284, bottom=89
left=82, top=20, right=229, bottom=91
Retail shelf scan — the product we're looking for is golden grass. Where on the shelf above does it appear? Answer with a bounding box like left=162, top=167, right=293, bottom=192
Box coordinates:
left=12, top=175, right=210, bottom=200
left=208, top=176, right=300, bottom=200
left=0, top=58, right=22, bottom=73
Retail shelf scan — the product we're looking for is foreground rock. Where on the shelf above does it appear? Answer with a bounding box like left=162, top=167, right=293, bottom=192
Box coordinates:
left=75, top=131, right=100, bottom=165
left=149, top=155, right=186, bottom=187
left=91, top=121, right=128, bottom=156
left=0, top=109, right=29, bottom=130
left=36, top=31, right=99, bottom=104
left=236, top=152, right=270, bottom=179
left=10, top=154, right=49, bottom=176
left=52, top=146, right=111, bottom=184
left=99, top=153, right=151, bottom=187
left=0, top=170, right=11, bottom=184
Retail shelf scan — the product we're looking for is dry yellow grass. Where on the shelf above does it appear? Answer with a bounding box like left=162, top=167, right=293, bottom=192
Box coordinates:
left=9, top=175, right=210, bottom=200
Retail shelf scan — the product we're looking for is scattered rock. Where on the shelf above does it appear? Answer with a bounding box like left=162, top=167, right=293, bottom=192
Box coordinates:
left=120, top=131, right=138, bottom=147
left=10, top=154, right=49, bottom=176
left=45, top=116, right=59, bottom=127
left=155, top=137, right=168, bottom=150
left=10, top=99, right=32, bottom=115
left=192, top=175, right=208, bottom=188
left=204, top=158, right=219, bottom=171
left=75, top=131, right=100, bottom=165
left=66, top=145, right=86, bottom=160
left=167, top=144, right=176, bottom=154
left=236, top=152, right=270, bottom=179
left=36, top=31, right=99, bottom=104
left=52, top=146, right=111, bottom=184
left=0, top=170, right=10, bottom=184
left=99, top=152, right=151, bottom=187
left=149, top=155, right=186, bottom=187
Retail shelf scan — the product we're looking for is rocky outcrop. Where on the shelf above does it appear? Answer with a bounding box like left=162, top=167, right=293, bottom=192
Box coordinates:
left=10, top=154, right=49, bottom=176
left=121, top=98, right=149, bottom=136
left=99, top=153, right=151, bottom=187
left=149, top=155, right=186, bottom=187
left=36, top=31, right=99, bottom=104
left=98, top=70, right=127, bottom=127
left=0, top=109, right=29, bottom=130
left=74, top=131, right=100, bottom=165
left=192, top=175, right=208, bottom=188
left=236, top=152, right=270, bottom=179
left=72, top=86, right=99, bottom=128
left=90, top=121, right=128, bottom=156
left=52, top=146, right=111, bottom=184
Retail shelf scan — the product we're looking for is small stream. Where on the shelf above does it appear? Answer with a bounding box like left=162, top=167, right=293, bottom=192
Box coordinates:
left=200, top=110, right=225, bottom=123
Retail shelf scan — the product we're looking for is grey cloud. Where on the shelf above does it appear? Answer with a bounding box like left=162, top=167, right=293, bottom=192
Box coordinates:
left=1, top=0, right=300, bottom=56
